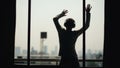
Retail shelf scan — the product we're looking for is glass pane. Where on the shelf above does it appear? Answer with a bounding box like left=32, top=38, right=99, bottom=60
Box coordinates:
left=86, top=0, right=104, bottom=67
left=14, top=0, right=28, bottom=65
left=30, top=0, right=82, bottom=65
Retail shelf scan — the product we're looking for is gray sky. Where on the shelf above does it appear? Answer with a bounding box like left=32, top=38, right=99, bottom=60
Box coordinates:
left=15, top=0, right=104, bottom=55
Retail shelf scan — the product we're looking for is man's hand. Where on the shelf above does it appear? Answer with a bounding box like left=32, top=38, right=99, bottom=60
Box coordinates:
left=86, top=4, right=92, bottom=13
left=55, top=9, right=68, bottom=18
left=60, top=9, right=68, bottom=16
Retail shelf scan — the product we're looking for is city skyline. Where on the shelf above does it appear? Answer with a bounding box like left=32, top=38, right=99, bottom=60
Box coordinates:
left=15, top=45, right=103, bottom=59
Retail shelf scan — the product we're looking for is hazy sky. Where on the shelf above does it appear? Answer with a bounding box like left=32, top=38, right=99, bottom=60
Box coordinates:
left=15, top=0, right=104, bottom=55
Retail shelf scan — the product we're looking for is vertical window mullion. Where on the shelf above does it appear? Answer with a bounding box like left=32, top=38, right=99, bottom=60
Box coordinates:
left=27, top=0, right=31, bottom=66
left=83, top=0, right=86, bottom=68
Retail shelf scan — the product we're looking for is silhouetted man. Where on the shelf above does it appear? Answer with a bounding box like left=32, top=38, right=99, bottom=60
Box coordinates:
left=53, top=4, right=91, bottom=68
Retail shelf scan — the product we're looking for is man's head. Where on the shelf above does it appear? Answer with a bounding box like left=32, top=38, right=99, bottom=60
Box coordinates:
left=64, top=18, right=75, bottom=29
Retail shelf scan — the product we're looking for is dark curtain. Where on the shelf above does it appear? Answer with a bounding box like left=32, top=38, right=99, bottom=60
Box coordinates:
left=103, top=0, right=119, bottom=68
left=1, top=0, right=16, bottom=67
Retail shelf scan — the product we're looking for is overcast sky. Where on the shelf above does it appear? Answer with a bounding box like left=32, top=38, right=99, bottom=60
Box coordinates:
left=15, top=0, right=104, bottom=55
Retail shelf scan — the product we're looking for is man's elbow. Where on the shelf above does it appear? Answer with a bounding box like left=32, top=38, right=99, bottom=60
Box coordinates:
left=53, top=17, right=58, bottom=21
left=53, top=17, right=56, bottom=20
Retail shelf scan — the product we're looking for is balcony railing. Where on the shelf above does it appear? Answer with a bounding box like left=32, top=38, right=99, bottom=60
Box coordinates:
left=14, top=58, right=103, bottom=68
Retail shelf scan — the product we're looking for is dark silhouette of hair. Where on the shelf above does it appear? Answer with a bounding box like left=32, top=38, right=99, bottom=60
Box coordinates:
left=53, top=4, right=91, bottom=68
left=64, top=18, right=75, bottom=28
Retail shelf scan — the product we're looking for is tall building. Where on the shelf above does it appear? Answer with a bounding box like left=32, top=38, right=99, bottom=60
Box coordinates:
left=43, top=45, right=48, bottom=55
left=39, top=32, right=47, bottom=55
left=77, top=50, right=82, bottom=58
left=51, top=45, right=58, bottom=56
left=86, top=49, right=93, bottom=59
left=22, top=49, right=27, bottom=55
left=15, top=46, right=21, bottom=58
left=31, top=47, right=38, bottom=55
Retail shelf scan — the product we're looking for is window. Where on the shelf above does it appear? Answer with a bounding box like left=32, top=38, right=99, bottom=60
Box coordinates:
left=85, top=0, right=104, bottom=67
left=14, top=0, right=104, bottom=67
left=14, top=0, right=28, bottom=60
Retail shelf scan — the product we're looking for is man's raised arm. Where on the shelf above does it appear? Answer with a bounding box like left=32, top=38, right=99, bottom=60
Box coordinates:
left=76, top=4, right=92, bottom=36
left=53, top=10, right=68, bottom=31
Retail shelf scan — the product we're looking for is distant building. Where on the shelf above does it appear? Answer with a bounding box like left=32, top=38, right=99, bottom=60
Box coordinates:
left=51, top=45, right=58, bottom=56
left=43, top=45, right=48, bottom=54
left=77, top=50, right=82, bottom=59
left=86, top=49, right=93, bottom=59
left=39, top=32, right=47, bottom=55
left=15, top=46, right=21, bottom=58
left=31, top=47, right=38, bottom=55
left=22, top=49, right=27, bottom=55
